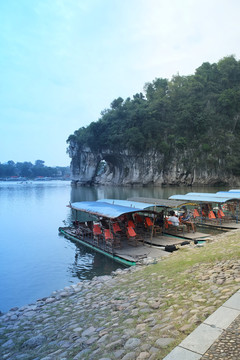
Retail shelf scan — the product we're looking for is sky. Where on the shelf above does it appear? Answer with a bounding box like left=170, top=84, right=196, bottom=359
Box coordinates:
left=0, top=0, right=240, bottom=167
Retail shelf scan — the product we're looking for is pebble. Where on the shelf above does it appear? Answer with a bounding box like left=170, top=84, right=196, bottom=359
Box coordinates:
left=122, top=352, right=136, bottom=360
left=2, top=339, right=15, bottom=349
left=136, top=351, right=150, bottom=359
left=82, top=326, right=96, bottom=337
left=155, top=337, right=175, bottom=347
left=22, top=335, right=46, bottom=349
left=124, top=338, right=141, bottom=349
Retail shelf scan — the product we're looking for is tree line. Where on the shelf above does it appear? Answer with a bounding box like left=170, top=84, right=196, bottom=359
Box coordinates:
left=0, top=160, right=70, bottom=178
left=67, top=55, right=240, bottom=175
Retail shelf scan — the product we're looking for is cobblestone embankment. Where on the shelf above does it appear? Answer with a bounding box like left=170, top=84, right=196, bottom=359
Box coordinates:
left=0, top=232, right=240, bottom=360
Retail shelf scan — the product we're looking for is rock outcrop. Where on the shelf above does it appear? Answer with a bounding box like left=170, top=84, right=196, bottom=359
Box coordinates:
left=68, top=141, right=240, bottom=186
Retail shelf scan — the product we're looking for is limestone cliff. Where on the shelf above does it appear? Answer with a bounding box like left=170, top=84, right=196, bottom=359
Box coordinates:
left=68, top=140, right=240, bottom=186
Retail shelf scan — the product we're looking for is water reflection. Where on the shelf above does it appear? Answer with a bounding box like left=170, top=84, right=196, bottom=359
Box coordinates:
left=68, top=183, right=230, bottom=227
left=70, top=184, right=229, bottom=203
left=70, top=186, right=100, bottom=202
left=67, top=244, right=125, bottom=281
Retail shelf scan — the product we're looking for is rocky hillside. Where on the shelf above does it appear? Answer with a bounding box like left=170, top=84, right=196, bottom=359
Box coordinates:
left=67, top=56, right=240, bottom=186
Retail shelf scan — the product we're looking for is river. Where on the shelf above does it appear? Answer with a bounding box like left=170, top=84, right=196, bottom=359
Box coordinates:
left=0, top=180, right=228, bottom=312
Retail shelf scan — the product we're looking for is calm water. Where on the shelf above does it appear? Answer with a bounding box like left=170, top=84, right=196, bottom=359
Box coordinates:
left=0, top=181, right=227, bottom=312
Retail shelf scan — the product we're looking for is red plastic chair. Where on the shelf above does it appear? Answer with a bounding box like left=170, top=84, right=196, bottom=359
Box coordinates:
left=112, top=222, right=121, bottom=233
left=217, top=209, right=225, bottom=218
left=145, top=217, right=154, bottom=232
left=127, top=226, right=136, bottom=237
left=128, top=220, right=135, bottom=228
left=105, top=228, right=122, bottom=250
left=104, top=229, right=113, bottom=240
left=145, top=217, right=153, bottom=226
left=93, top=224, right=103, bottom=246
left=127, top=226, right=139, bottom=246
left=193, top=209, right=200, bottom=218
left=93, top=224, right=102, bottom=235
left=208, top=211, right=216, bottom=219
left=164, top=219, right=169, bottom=229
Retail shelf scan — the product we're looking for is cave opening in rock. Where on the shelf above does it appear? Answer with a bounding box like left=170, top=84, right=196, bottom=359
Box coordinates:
left=94, top=155, right=119, bottom=183
left=96, top=159, right=107, bottom=176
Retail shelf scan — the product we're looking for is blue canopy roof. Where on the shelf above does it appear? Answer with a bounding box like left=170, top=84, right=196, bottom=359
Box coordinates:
left=229, top=189, right=240, bottom=192
left=97, top=199, right=157, bottom=209
left=71, top=201, right=142, bottom=219
left=186, top=192, right=240, bottom=199
left=216, top=191, right=240, bottom=198
left=169, top=194, right=235, bottom=203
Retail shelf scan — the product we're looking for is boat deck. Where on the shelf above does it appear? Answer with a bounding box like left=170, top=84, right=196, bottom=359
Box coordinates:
left=59, top=222, right=230, bottom=266
left=114, top=241, right=169, bottom=262
left=59, top=227, right=170, bottom=265
left=147, top=232, right=208, bottom=246
left=162, top=230, right=211, bottom=241
left=146, top=235, right=184, bottom=247
left=196, top=220, right=240, bottom=230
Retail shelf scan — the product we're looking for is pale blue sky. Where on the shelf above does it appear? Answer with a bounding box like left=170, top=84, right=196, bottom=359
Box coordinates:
left=1, top=0, right=240, bottom=166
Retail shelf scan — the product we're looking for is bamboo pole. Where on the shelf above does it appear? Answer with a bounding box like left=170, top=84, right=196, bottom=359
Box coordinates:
left=150, top=205, right=157, bottom=246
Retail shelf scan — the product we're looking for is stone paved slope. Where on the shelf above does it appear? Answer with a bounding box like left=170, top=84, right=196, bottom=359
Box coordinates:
left=0, top=232, right=239, bottom=360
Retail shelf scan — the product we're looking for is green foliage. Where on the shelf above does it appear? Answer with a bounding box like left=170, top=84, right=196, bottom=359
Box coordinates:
left=67, top=56, right=240, bottom=175
left=175, top=137, right=187, bottom=149
left=202, top=143, right=211, bottom=152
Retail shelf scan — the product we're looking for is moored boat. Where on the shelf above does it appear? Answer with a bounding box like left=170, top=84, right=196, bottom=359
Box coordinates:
left=59, top=200, right=170, bottom=266
left=59, top=198, right=217, bottom=266
left=59, top=226, right=138, bottom=266
left=169, top=192, right=240, bottom=227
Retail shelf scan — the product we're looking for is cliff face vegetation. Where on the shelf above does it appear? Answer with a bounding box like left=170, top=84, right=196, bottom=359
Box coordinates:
left=67, top=56, right=240, bottom=186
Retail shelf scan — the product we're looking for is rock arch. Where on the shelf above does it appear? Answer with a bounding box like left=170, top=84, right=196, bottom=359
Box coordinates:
left=68, top=141, right=239, bottom=186
left=69, top=144, right=127, bottom=185
left=68, top=142, right=161, bottom=186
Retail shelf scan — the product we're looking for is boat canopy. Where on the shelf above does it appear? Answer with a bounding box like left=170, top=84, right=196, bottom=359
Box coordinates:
left=186, top=192, right=240, bottom=199
left=71, top=201, right=143, bottom=219
left=97, top=198, right=156, bottom=210
left=169, top=194, right=235, bottom=203
left=127, top=197, right=188, bottom=208
left=216, top=191, right=240, bottom=197
left=229, top=189, right=240, bottom=193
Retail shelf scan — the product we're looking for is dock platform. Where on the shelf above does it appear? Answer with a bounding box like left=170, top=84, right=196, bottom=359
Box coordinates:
left=59, top=227, right=170, bottom=266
